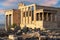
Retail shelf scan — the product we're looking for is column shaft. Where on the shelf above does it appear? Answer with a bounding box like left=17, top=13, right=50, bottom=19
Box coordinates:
left=55, top=14, right=56, bottom=21
left=51, top=13, right=52, bottom=21
left=52, top=14, right=54, bottom=21
left=53, top=14, right=56, bottom=21
left=28, top=10, right=29, bottom=24
left=42, top=12, right=44, bottom=21
left=8, top=15, right=9, bottom=26
left=31, top=7, right=32, bottom=23
left=25, top=8, right=26, bottom=24
left=5, top=15, right=8, bottom=31
left=46, top=13, right=48, bottom=21
left=6, top=15, right=8, bottom=27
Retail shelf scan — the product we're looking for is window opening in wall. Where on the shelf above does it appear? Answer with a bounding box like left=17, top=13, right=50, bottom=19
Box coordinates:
left=29, top=11, right=31, bottom=16
left=32, top=11, right=34, bottom=21
left=28, top=7, right=30, bottom=10
left=44, top=12, right=47, bottom=21
left=32, top=6, right=34, bottom=21
left=40, top=13, right=42, bottom=20
left=36, top=13, right=39, bottom=21
left=32, top=6, right=34, bottom=11
left=48, top=13, right=51, bottom=21
left=23, top=12, right=25, bottom=17
left=26, top=12, right=28, bottom=17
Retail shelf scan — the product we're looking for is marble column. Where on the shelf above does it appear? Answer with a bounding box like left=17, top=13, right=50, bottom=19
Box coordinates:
left=8, top=15, right=9, bottom=26
left=53, top=13, right=56, bottom=21
left=46, top=13, right=48, bottom=21
left=5, top=15, right=8, bottom=31
left=9, top=14, right=11, bottom=26
left=51, top=13, right=52, bottom=21
left=28, top=9, right=29, bottom=24
left=55, top=15, right=57, bottom=21
left=52, top=14, right=54, bottom=21
left=30, top=7, right=32, bottom=23
left=6, top=15, right=8, bottom=27
left=25, top=8, right=26, bottom=24
left=42, top=12, right=44, bottom=21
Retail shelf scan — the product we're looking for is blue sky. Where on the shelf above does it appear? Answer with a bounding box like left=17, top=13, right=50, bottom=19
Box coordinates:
left=0, top=0, right=60, bottom=24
